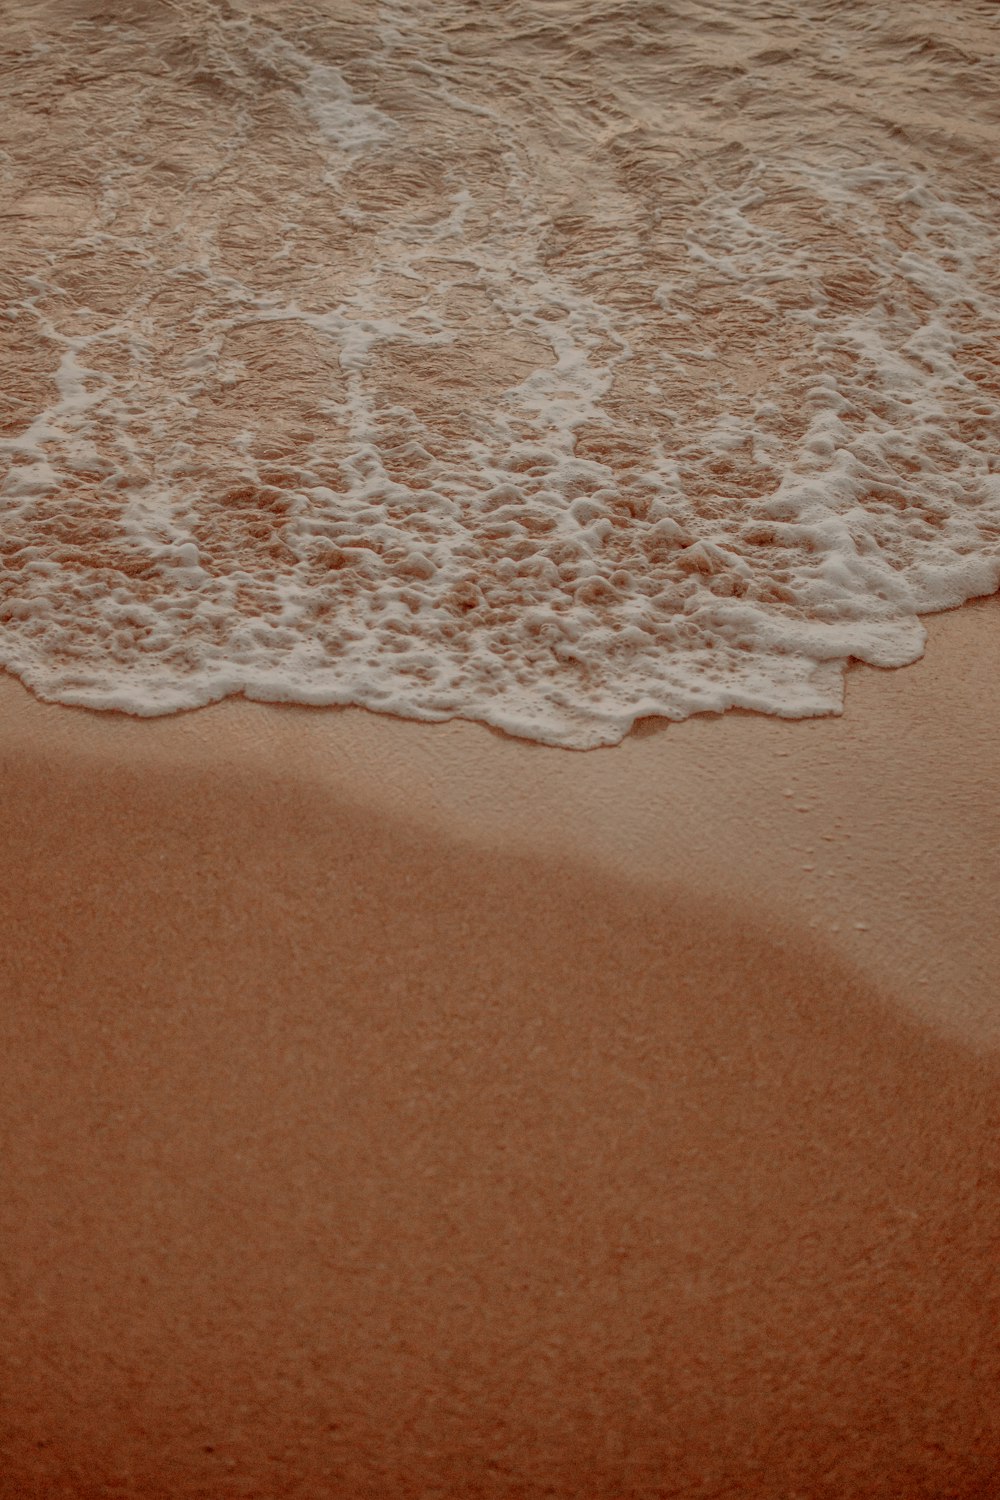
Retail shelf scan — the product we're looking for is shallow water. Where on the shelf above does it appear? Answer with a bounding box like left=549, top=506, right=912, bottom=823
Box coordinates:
left=2, top=0, right=998, bottom=744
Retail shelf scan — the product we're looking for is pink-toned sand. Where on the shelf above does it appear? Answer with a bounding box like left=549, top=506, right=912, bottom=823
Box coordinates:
left=1, top=598, right=998, bottom=1500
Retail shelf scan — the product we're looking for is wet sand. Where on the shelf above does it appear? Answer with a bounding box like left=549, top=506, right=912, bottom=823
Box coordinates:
left=1, top=597, right=999, bottom=1499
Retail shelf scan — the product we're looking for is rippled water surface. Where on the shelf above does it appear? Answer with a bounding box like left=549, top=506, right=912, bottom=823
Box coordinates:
left=2, top=0, right=999, bottom=743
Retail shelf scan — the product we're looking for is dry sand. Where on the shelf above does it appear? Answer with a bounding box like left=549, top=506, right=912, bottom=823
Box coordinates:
left=1, top=597, right=998, bottom=1499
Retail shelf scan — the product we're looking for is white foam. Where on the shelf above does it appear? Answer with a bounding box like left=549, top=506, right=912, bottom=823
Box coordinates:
left=1, top=0, right=998, bottom=745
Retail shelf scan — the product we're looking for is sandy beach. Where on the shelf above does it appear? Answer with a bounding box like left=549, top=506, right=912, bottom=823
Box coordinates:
left=4, top=0, right=1000, bottom=1494
left=1, top=595, right=998, bottom=1499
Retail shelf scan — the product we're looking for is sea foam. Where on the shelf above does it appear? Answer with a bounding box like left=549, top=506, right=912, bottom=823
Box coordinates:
left=1, top=0, right=998, bottom=744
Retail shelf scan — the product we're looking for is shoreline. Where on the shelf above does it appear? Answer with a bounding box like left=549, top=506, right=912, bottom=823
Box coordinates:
left=1, top=596, right=998, bottom=1496
left=5, top=593, right=999, bottom=1042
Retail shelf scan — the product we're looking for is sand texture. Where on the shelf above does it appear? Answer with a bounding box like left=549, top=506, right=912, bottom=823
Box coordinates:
left=1, top=598, right=998, bottom=1499
left=4, top=1, right=1000, bottom=1493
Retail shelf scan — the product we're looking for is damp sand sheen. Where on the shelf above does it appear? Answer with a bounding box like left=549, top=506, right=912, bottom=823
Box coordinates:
left=1, top=3, right=999, bottom=1499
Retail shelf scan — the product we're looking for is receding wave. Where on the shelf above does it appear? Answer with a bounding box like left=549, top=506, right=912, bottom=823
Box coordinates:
left=2, top=0, right=998, bottom=745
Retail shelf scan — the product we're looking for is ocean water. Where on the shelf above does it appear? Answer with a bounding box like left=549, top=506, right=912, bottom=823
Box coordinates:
left=2, top=0, right=998, bottom=746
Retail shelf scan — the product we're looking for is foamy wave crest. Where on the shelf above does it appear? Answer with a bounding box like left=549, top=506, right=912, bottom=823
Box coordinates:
left=2, top=0, right=999, bottom=744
